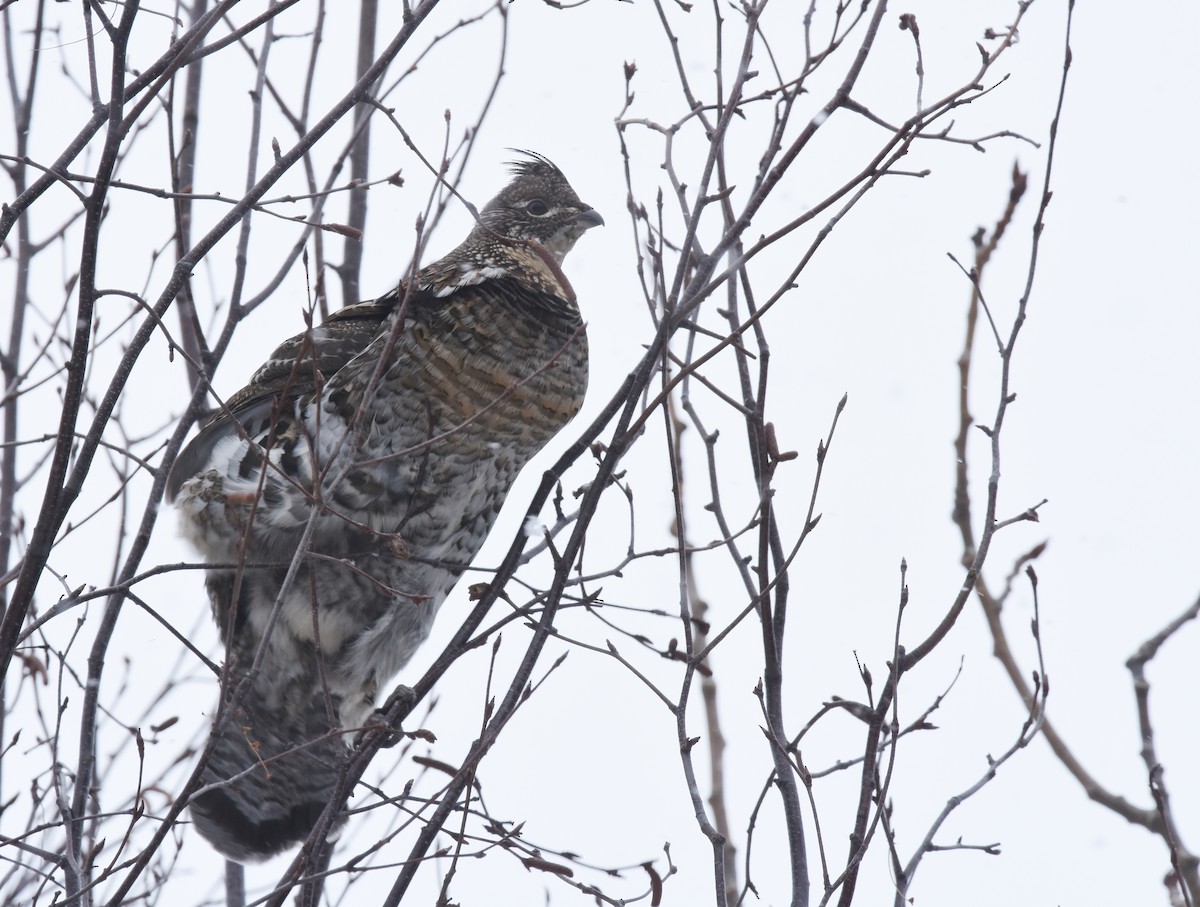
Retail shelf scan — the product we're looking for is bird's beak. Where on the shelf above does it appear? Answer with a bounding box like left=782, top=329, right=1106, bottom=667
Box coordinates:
left=575, top=208, right=605, bottom=230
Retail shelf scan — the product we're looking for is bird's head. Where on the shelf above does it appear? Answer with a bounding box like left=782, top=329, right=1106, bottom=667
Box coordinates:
left=478, top=152, right=604, bottom=264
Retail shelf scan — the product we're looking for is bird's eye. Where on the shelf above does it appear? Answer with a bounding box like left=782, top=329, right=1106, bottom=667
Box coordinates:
left=526, top=199, right=549, bottom=216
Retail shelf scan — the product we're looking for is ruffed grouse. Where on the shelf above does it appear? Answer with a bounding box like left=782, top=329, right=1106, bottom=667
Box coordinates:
left=167, top=154, right=601, bottom=861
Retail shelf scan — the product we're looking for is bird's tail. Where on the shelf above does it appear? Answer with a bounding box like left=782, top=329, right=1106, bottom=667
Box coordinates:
left=190, top=686, right=347, bottom=862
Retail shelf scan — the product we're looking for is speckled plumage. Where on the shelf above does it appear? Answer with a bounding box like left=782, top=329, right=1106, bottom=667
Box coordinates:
left=167, top=155, right=601, bottom=862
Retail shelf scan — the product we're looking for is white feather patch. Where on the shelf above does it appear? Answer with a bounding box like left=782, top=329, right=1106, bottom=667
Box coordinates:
left=433, top=264, right=508, bottom=297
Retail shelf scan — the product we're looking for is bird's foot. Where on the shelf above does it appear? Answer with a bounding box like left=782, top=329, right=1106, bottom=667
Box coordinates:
left=355, top=684, right=416, bottom=749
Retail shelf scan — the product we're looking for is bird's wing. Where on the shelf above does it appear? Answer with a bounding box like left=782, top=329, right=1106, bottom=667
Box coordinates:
left=165, top=296, right=403, bottom=501
left=166, top=236, right=576, bottom=503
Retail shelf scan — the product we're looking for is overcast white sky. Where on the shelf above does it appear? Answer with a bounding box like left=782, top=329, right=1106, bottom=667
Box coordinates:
left=3, top=1, right=1198, bottom=905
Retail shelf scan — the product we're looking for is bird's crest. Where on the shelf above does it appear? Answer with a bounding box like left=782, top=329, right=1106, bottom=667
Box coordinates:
left=504, top=149, right=564, bottom=181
